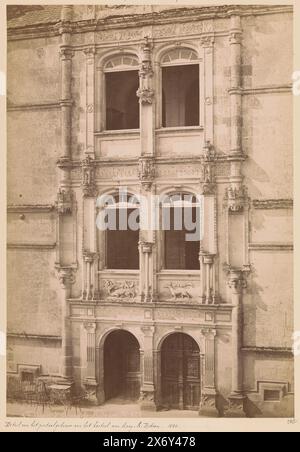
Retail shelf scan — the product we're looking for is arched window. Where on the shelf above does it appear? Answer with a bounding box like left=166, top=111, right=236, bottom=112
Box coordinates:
left=102, top=193, right=140, bottom=270
left=161, top=193, right=201, bottom=270
left=161, top=48, right=200, bottom=128
left=104, top=54, right=140, bottom=131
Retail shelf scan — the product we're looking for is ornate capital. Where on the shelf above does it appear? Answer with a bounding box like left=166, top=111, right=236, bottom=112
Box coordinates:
left=136, top=87, right=155, bottom=105
left=200, top=35, right=215, bottom=48
left=81, top=155, right=97, bottom=198
left=84, top=322, right=96, bottom=333
left=229, top=32, right=243, bottom=45
left=139, top=156, right=155, bottom=191
left=55, top=188, right=73, bottom=215
left=140, top=242, right=153, bottom=254
left=225, top=185, right=248, bottom=212
left=55, top=265, right=76, bottom=288
left=84, top=46, right=96, bottom=59
left=83, top=251, right=98, bottom=263
left=227, top=269, right=247, bottom=294
left=56, top=156, right=73, bottom=170
left=60, top=47, right=74, bottom=60
left=201, top=328, right=217, bottom=339
left=141, top=325, right=155, bottom=336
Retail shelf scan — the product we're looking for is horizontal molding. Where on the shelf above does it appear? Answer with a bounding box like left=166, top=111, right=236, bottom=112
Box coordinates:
left=7, top=204, right=55, bottom=213
left=7, top=332, right=62, bottom=341
left=7, top=101, right=61, bottom=112
left=7, top=242, right=56, bottom=250
left=252, top=199, right=293, bottom=210
left=7, top=5, right=293, bottom=41
left=242, top=347, right=293, bottom=355
left=249, top=243, right=293, bottom=252
left=230, top=85, right=292, bottom=96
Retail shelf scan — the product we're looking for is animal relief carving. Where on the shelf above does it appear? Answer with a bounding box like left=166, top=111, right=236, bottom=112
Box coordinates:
left=104, top=280, right=138, bottom=300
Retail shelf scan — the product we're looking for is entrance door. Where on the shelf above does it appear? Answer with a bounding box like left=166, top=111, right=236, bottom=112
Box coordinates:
left=104, top=330, right=141, bottom=401
left=161, top=333, right=200, bottom=410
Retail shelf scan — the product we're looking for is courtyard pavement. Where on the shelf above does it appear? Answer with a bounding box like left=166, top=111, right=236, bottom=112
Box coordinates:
left=7, top=398, right=200, bottom=418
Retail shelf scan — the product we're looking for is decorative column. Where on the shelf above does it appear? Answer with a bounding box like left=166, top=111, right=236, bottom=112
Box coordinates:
left=140, top=325, right=156, bottom=411
left=199, top=328, right=219, bottom=417
left=55, top=266, right=76, bottom=382
left=137, top=36, right=155, bottom=157
left=83, top=322, right=98, bottom=404
left=139, top=156, right=155, bottom=302
left=57, top=6, right=74, bottom=200
left=226, top=269, right=247, bottom=417
left=226, top=13, right=247, bottom=213
left=200, top=35, right=214, bottom=144
left=81, top=156, right=99, bottom=301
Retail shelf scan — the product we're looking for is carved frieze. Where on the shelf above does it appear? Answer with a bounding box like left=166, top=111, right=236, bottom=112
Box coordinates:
left=156, top=164, right=203, bottom=179
left=96, top=166, right=138, bottom=180
left=165, top=282, right=193, bottom=301
left=96, top=28, right=143, bottom=43
left=103, top=280, right=138, bottom=301
left=153, top=21, right=213, bottom=38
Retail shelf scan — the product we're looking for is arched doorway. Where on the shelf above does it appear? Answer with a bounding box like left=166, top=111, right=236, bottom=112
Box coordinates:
left=104, top=330, right=141, bottom=402
left=161, top=333, right=200, bottom=410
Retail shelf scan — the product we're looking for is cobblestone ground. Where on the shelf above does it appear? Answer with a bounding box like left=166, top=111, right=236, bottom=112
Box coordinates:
left=7, top=398, right=199, bottom=418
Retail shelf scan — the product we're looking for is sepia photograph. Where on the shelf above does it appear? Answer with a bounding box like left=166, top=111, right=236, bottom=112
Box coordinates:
left=1, top=0, right=299, bottom=432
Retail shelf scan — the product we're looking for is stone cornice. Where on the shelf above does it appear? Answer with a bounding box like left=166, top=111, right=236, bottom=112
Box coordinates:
left=7, top=204, right=55, bottom=213
left=252, top=199, right=293, bottom=210
left=7, top=5, right=293, bottom=41
left=7, top=242, right=57, bottom=250
left=242, top=347, right=293, bottom=356
left=7, top=101, right=61, bottom=112
left=249, top=243, right=293, bottom=252
left=7, top=332, right=62, bottom=341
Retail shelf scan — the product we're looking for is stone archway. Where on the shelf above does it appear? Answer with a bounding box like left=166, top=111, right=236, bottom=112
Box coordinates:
left=161, top=332, right=201, bottom=410
left=103, top=330, right=141, bottom=402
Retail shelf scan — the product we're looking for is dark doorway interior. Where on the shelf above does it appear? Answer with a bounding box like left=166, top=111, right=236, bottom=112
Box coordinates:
left=161, top=333, right=200, bottom=410
left=104, top=330, right=141, bottom=402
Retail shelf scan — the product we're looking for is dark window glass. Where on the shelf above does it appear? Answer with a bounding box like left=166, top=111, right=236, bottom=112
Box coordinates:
left=106, top=208, right=139, bottom=270
left=106, top=71, right=140, bottom=130
left=164, top=206, right=200, bottom=270
left=162, top=65, right=199, bottom=128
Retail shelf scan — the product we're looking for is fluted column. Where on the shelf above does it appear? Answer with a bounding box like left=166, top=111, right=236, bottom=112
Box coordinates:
left=226, top=269, right=247, bottom=417
left=83, top=322, right=98, bottom=404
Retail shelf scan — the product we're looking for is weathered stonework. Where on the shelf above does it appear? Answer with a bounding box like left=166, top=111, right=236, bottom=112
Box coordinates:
left=6, top=4, right=294, bottom=418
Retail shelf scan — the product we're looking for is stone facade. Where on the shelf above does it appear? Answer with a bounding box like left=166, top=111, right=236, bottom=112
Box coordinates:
left=7, top=5, right=294, bottom=417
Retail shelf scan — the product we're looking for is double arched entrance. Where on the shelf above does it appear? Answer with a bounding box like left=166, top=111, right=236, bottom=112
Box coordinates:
left=102, top=330, right=200, bottom=410
left=161, top=333, right=201, bottom=410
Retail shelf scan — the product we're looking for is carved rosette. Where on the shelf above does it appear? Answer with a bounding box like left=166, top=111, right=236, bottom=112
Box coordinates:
left=201, top=141, right=216, bottom=195
left=139, top=156, right=155, bottom=191
left=225, top=185, right=248, bottom=212
left=55, top=188, right=73, bottom=215
left=55, top=265, right=76, bottom=289
left=81, top=155, right=97, bottom=198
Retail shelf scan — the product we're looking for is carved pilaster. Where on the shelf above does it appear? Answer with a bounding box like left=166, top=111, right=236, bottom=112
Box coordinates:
left=199, top=252, right=218, bottom=304
left=55, top=265, right=76, bottom=380
left=226, top=268, right=247, bottom=417
left=83, top=322, right=98, bottom=404
left=201, top=141, right=216, bottom=195
left=140, top=241, right=154, bottom=303
left=140, top=325, right=156, bottom=411
left=82, top=251, right=99, bottom=301
left=139, top=156, right=155, bottom=191
left=81, top=155, right=97, bottom=198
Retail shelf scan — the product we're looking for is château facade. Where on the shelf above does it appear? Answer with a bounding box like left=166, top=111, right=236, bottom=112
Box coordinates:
left=7, top=4, right=294, bottom=417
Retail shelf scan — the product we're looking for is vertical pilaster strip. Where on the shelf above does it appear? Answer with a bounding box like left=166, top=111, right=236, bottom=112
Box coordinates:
left=199, top=329, right=219, bottom=417
left=201, top=34, right=214, bottom=144
left=226, top=269, right=247, bottom=417
left=140, top=325, right=156, bottom=411
left=84, top=46, right=96, bottom=158
left=83, top=322, right=98, bottom=404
